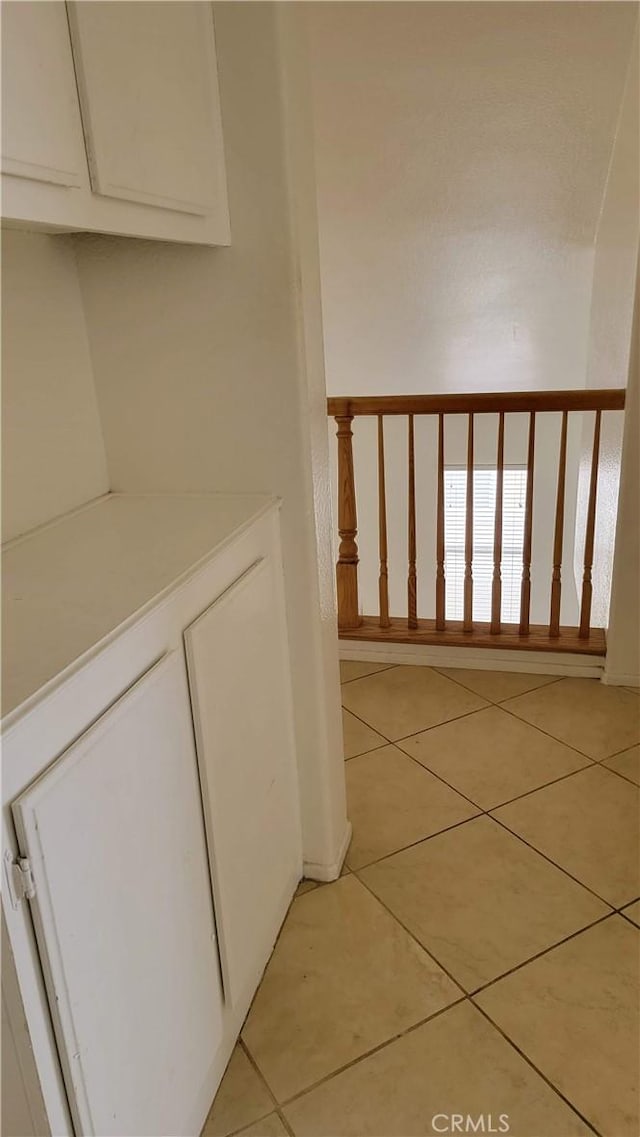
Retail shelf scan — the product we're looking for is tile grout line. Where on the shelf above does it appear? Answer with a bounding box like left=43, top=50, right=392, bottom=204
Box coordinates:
left=343, top=664, right=627, bottom=766
left=390, top=701, right=493, bottom=743
left=277, top=878, right=611, bottom=1136
left=354, top=871, right=473, bottom=995
left=495, top=700, right=599, bottom=764
left=596, top=739, right=640, bottom=763
left=468, top=911, right=617, bottom=998
left=224, top=1106, right=277, bottom=1137
left=355, top=868, right=618, bottom=1009
left=470, top=1000, right=604, bottom=1137
left=286, top=665, right=633, bottom=1130
left=341, top=701, right=392, bottom=757
left=280, top=982, right=602, bottom=1137
left=235, top=876, right=631, bottom=1128
left=432, top=666, right=565, bottom=703
left=345, top=691, right=600, bottom=824
left=223, top=907, right=636, bottom=1133
left=595, top=761, right=640, bottom=789
left=237, top=1040, right=295, bottom=1137
left=277, top=996, right=467, bottom=1111
left=616, top=895, right=640, bottom=910
left=340, top=663, right=398, bottom=685
left=343, top=681, right=637, bottom=1120
left=348, top=758, right=619, bottom=913
left=231, top=877, right=327, bottom=1120
left=342, top=667, right=491, bottom=745
left=487, top=809, right=628, bottom=910
left=244, top=878, right=620, bottom=1134
left=347, top=811, right=483, bottom=874
left=396, top=739, right=594, bottom=818
left=342, top=672, right=636, bottom=907
left=345, top=662, right=638, bottom=770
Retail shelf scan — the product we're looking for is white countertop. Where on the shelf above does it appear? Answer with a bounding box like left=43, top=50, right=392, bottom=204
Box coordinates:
left=2, top=492, right=275, bottom=718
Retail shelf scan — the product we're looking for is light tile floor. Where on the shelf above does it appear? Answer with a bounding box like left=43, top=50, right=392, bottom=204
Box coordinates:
left=203, top=664, right=640, bottom=1137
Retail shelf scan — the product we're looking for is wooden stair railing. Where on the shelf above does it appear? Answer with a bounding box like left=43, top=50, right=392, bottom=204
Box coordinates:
left=328, top=388, right=626, bottom=656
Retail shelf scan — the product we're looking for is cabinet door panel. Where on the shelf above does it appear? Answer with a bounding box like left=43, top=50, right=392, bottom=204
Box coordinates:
left=12, top=653, right=223, bottom=1137
left=67, top=1, right=228, bottom=217
left=185, top=558, right=301, bottom=1006
left=1, top=1, right=88, bottom=186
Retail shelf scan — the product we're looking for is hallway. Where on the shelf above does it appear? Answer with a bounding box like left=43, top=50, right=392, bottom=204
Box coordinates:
left=204, top=664, right=639, bottom=1137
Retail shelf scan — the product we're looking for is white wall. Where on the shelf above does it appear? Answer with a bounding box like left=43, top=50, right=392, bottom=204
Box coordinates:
left=73, top=2, right=347, bottom=876
left=309, top=1, right=636, bottom=397
left=606, top=260, right=640, bottom=685
left=575, top=31, right=639, bottom=627
left=310, top=1, right=637, bottom=627
left=276, top=3, right=349, bottom=872
left=1, top=231, right=109, bottom=542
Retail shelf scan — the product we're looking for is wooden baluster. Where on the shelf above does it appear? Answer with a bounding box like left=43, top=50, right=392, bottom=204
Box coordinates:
left=491, top=412, right=505, bottom=634
left=408, top=414, right=418, bottom=628
left=334, top=402, right=361, bottom=630
left=549, top=411, right=568, bottom=637
left=436, top=413, right=446, bottom=631
left=579, top=410, right=602, bottom=639
left=377, top=414, right=390, bottom=628
left=463, top=413, right=474, bottom=631
left=519, top=412, right=536, bottom=635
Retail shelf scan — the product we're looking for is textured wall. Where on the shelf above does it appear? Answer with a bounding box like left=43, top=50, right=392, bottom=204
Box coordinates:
left=2, top=231, right=109, bottom=542
left=575, top=30, right=639, bottom=627
left=309, top=1, right=636, bottom=397
left=74, top=2, right=347, bottom=873
left=606, top=260, right=640, bottom=683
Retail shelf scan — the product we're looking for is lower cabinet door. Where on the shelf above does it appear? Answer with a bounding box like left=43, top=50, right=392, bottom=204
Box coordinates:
left=12, top=653, right=224, bottom=1137
left=184, top=556, right=302, bottom=1007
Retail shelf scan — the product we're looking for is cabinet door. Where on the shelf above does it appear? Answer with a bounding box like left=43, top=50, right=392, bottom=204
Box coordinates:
left=67, top=1, right=229, bottom=220
left=185, top=558, right=302, bottom=1006
left=1, top=1, right=89, bottom=187
left=12, top=653, right=224, bottom=1137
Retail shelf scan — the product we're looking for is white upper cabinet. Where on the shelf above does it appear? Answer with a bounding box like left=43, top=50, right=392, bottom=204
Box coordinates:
left=1, top=1, right=230, bottom=245
left=1, top=1, right=89, bottom=188
left=67, top=1, right=228, bottom=219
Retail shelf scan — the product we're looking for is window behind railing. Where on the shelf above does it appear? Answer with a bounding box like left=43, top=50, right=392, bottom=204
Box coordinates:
left=444, top=467, right=526, bottom=622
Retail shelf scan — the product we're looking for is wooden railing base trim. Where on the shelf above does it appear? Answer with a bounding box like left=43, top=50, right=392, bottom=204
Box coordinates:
left=340, top=615, right=606, bottom=657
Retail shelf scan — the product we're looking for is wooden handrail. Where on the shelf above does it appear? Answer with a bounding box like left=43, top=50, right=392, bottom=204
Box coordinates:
left=328, top=389, right=625, bottom=417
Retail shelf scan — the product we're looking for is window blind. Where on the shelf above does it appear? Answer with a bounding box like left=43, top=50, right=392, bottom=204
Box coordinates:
left=444, top=467, right=527, bottom=622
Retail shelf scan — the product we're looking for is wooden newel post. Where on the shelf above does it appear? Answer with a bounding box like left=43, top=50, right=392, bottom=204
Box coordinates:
left=335, top=405, right=361, bottom=630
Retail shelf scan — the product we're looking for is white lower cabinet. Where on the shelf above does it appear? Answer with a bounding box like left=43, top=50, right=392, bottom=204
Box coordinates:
left=13, top=653, right=224, bottom=1137
left=185, top=557, right=301, bottom=1008
left=1, top=497, right=302, bottom=1137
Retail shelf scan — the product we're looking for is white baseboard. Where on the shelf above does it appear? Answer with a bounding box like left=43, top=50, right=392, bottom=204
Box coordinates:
left=602, top=671, right=640, bottom=687
left=303, top=821, right=352, bottom=882
left=339, top=639, right=605, bottom=679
